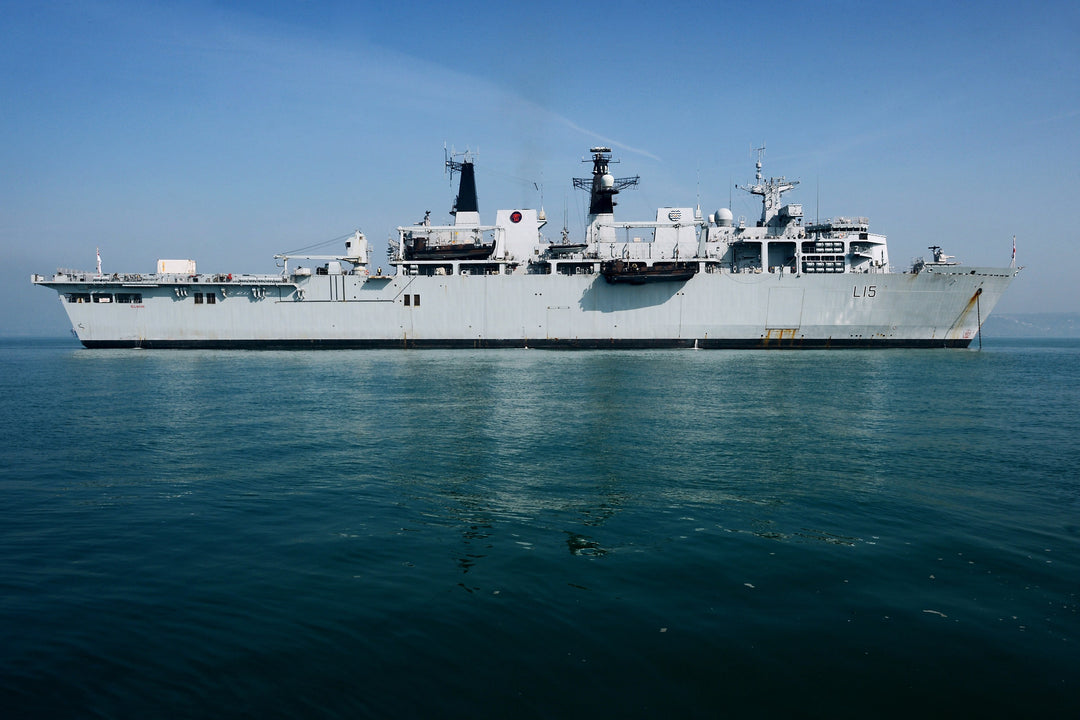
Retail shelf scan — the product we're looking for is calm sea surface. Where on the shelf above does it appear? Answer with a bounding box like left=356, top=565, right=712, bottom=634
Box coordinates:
left=1, top=338, right=1078, bottom=718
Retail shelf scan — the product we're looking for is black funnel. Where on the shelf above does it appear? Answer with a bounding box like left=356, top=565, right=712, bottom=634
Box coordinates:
left=454, top=161, right=479, bottom=214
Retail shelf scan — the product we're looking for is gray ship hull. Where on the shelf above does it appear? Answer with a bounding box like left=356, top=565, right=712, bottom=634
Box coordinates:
left=37, top=263, right=1017, bottom=349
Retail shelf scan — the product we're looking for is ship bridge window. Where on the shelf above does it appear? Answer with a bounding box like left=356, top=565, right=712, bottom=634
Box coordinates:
left=116, top=293, right=142, bottom=304
left=66, top=293, right=92, bottom=303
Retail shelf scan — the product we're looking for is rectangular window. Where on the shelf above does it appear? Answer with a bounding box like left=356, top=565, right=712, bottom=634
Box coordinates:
left=207, top=293, right=216, bottom=304
left=404, top=295, right=411, bottom=306
left=92, top=293, right=113, bottom=303
left=66, top=293, right=91, bottom=303
left=413, top=294, right=420, bottom=307
left=194, top=293, right=204, bottom=304
left=115, top=293, right=143, bottom=304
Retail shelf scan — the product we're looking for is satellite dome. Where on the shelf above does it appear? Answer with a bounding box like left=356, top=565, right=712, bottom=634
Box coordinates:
left=601, top=173, right=615, bottom=189
left=715, top=208, right=734, bottom=227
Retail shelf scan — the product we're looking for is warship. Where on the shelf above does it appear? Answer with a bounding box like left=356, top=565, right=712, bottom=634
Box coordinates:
left=32, top=147, right=1020, bottom=349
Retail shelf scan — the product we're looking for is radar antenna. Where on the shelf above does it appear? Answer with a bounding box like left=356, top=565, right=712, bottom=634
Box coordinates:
left=444, top=144, right=477, bottom=183
left=753, top=143, right=766, bottom=180
left=572, top=146, right=639, bottom=217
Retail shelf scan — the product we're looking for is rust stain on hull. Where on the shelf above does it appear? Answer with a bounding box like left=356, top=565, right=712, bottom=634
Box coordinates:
left=946, top=287, right=983, bottom=341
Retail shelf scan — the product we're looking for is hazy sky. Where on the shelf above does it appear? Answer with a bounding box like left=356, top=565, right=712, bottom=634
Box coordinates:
left=4, top=0, right=1078, bottom=335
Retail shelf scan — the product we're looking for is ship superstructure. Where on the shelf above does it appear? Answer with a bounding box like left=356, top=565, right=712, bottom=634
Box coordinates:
left=32, top=146, right=1020, bottom=348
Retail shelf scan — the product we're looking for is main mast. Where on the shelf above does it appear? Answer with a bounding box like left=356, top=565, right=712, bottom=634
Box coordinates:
left=573, top=147, right=639, bottom=241
left=737, top=145, right=799, bottom=227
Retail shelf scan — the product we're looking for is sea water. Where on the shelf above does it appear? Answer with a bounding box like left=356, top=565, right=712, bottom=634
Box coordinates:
left=1, top=338, right=1077, bottom=718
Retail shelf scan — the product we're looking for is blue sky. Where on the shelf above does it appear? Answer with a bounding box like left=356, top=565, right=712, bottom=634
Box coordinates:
left=3, top=0, right=1078, bottom=335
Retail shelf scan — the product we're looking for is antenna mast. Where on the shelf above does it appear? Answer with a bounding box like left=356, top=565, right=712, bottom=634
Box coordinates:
left=572, top=147, right=640, bottom=218
left=736, top=142, right=798, bottom=226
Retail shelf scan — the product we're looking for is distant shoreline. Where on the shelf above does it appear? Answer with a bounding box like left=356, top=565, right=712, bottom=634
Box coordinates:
left=980, top=313, right=1080, bottom=338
